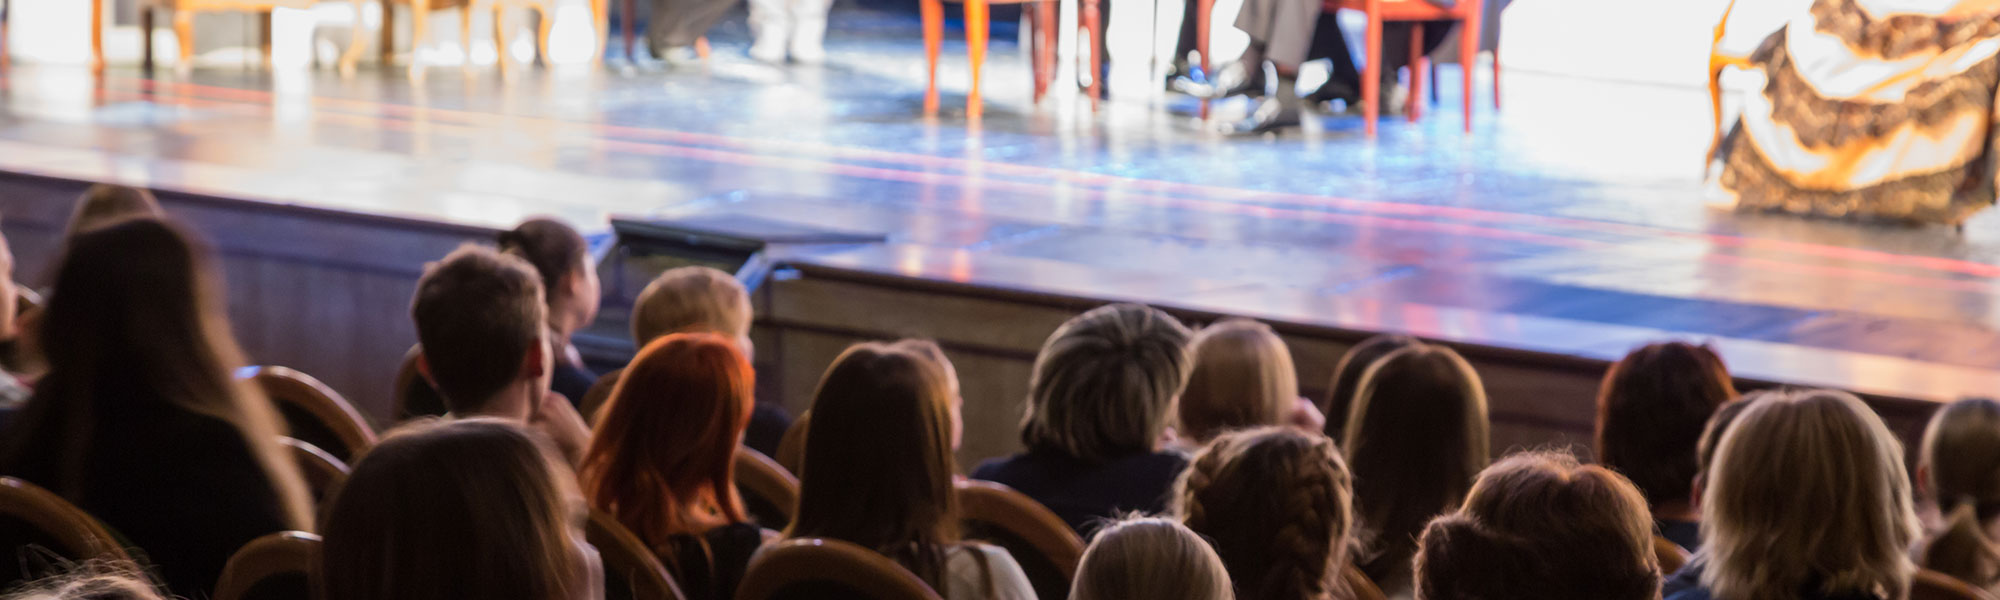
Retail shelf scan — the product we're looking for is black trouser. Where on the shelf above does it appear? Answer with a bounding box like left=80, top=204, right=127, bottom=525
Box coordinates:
left=1171, top=6, right=1447, bottom=89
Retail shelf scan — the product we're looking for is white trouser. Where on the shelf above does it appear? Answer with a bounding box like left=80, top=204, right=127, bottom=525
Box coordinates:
left=749, top=0, right=832, bottom=61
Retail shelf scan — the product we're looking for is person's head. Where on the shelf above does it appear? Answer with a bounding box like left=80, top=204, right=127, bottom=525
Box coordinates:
left=630, top=267, right=752, bottom=357
left=496, top=219, right=599, bottom=339
left=323, top=418, right=602, bottom=600
left=411, top=245, right=549, bottom=419
left=1020, top=304, right=1192, bottom=463
left=1594, top=341, right=1736, bottom=511
left=6, top=561, right=166, bottom=600
left=1702, top=389, right=1918, bottom=600
left=890, top=339, right=963, bottom=450
left=0, top=218, right=17, bottom=342
left=1178, top=319, right=1299, bottom=443
left=0, top=219, right=309, bottom=526
left=1070, top=517, right=1235, bottom=600
left=65, top=184, right=162, bottom=241
left=1413, top=451, right=1660, bottom=600
left=579, top=333, right=754, bottom=550
left=1321, top=334, right=1420, bottom=442
left=787, top=342, right=960, bottom=587
left=1696, top=393, right=1760, bottom=480
left=1916, top=398, right=2000, bottom=586
left=1340, top=343, right=1489, bottom=583
left=1176, top=427, right=1353, bottom=600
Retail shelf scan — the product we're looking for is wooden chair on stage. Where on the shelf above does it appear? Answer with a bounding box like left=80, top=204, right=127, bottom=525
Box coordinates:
left=93, top=0, right=369, bottom=73
left=242, top=365, right=377, bottom=462
left=1913, top=569, right=1999, bottom=600
left=586, top=511, right=691, bottom=600
left=738, top=538, right=943, bottom=600
left=954, top=480, right=1082, bottom=600
left=213, top=531, right=321, bottom=600
left=366, top=0, right=555, bottom=74
left=924, top=0, right=1099, bottom=119
left=1193, top=0, right=1494, bottom=135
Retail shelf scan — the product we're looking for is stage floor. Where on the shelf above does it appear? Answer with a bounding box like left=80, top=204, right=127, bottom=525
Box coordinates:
left=4, top=7, right=2000, bottom=399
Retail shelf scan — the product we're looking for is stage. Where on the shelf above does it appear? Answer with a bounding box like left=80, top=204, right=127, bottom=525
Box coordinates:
left=0, top=4, right=1995, bottom=458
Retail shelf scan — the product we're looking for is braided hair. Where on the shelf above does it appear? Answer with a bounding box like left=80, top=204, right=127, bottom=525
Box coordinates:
left=1176, top=427, right=1355, bottom=600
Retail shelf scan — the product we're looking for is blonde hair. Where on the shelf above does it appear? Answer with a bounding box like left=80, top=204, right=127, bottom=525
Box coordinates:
left=1071, top=517, right=1235, bottom=600
left=1341, top=344, right=1488, bottom=589
left=65, top=184, right=162, bottom=241
left=1701, top=389, right=1918, bottom=600
left=1179, top=319, right=1298, bottom=443
left=631, top=267, right=751, bottom=347
left=1020, top=304, right=1192, bottom=463
left=1177, top=427, right=1354, bottom=600
left=6, top=560, right=165, bottom=600
left=1917, top=397, right=2000, bottom=587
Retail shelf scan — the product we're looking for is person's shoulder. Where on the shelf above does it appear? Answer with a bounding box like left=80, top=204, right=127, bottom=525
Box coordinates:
left=1111, top=449, right=1189, bottom=476
left=970, top=453, right=1032, bottom=481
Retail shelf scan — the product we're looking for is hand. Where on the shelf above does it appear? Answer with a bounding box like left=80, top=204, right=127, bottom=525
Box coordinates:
left=1289, top=397, right=1327, bottom=434
left=530, top=391, right=592, bottom=466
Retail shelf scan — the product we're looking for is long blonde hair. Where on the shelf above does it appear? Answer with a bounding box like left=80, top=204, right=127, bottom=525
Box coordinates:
left=1071, top=517, right=1235, bottom=600
left=1177, top=427, right=1354, bottom=600
left=1179, top=319, right=1298, bottom=443
left=1917, top=397, right=2000, bottom=587
left=1701, top=389, right=1918, bottom=600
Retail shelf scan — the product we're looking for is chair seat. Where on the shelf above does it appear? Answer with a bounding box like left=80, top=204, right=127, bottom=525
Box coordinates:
left=1329, top=0, right=1467, bottom=21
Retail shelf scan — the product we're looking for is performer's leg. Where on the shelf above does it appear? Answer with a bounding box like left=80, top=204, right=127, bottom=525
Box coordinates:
left=747, top=0, right=790, bottom=62
left=790, top=0, right=830, bottom=64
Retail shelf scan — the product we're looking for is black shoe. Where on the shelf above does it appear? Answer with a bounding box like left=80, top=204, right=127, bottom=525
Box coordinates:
left=1304, top=80, right=1360, bottom=113
left=1228, top=99, right=1302, bottom=135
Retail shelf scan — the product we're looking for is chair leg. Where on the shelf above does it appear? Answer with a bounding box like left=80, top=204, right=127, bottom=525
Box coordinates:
left=340, top=0, right=367, bottom=73
left=621, top=0, right=635, bottom=61
left=174, top=8, right=194, bottom=69
left=536, top=5, right=553, bottom=66
left=1406, top=23, right=1422, bottom=122
left=1429, top=61, right=1439, bottom=104
left=410, top=0, right=430, bottom=75
left=1491, top=47, right=1500, bottom=110
left=1083, top=0, right=1101, bottom=111
left=493, top=5, right=508, bottom=74
left=260, top=10, right=274, bottom=68
left=91, top=0, right=106, bottom=74
left=966, top=0, right=989, bottom=120
left=590, top=0, right=606, bottom=64
left=2, top=0, right=11, bottom=71
left=1195, top=0, right=1212, bottom=118
left=381, top=0, right=397, bottom=67
left=1362, top=0, right=1380, bottom=137
left=460, top=1, right=474, bottom=70
left=921, top=0, right=942, bottom=115
left=694, top=36, right=710, bottom=59
left=1032, top=1, right=1055, bottom=103
left=1460, top=5, right=1479, bottom=132
left=142, top=7, right=156, bottom=73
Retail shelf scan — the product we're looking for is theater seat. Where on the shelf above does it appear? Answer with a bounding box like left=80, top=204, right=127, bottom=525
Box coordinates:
left=241, top=366, right=376, bottom=462
left=737, top=538, right=942, bottom=600
left=774, top=413, right=809, bottom=477
left=213, top=531, right=320, bottom=600
left=1913, top=569, right=1998, bottom=600
left=735, top=449, right=800, bottom=530
left=954, top=479, right=1081, bottom=600
left=586, top=511, right=688, bottom=600
left=279, top=437, right=350, bottom=510
left=0, top=477, right=136, bottom=588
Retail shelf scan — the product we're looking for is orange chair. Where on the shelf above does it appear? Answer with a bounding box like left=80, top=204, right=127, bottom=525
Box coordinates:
left=213, top=531, right=321, bottom=600
left=1913, top=569, right=1998, bottom=600
left=923, top=0, right=1095, bottom=120
left=735, top=448, right=800, bottom=529
left=242, top=365, right=377, bottom=462
left=1653, top=535, right=1690, bottom=576
left=371, top=0, right=556, bottom=73
left=737, top=538, right=943, bottom=600
left=586, top=511, right=690, bottom=600
left=1194, top=0, right=1492, bottom=136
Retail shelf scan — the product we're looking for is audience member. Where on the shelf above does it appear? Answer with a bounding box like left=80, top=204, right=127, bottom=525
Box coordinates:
left=497, top=218, right=602, bottom=406
left=579, top=333, right=768, bottom=600
left=1177, top=319, right=1322, bottom=444
left=788, top=342, right=1037, bottom=600
left=1663, top=389, right=1919, bottom=600
left=579, top=266, right=792, bottom=457
left=410, top=245, right=590, bottom=464
left=1319, top=333, right=1419, bottom=443
left=1341, top=343, right=1489, bottom=598
left=0, top=219, right=312, bottom=597
left=322, top=418, right=603, bottom=600
left=973, top=304, right=1193, bottom=538
left=5, top=561, right=166, bottom=600
left=0, top=223, right=28, bottom=427
left=892, top=339, right=964, bottom=450
left=1068, top=517, right=1234, bottom=600
left=1595, top=341, right=1737, bottom=551
left=1914, top=397, right=2000, bottom=591
left=1413, top=451, right=1662, bottom=600
left=1176, top=427, right=1355, bottom=600
left=64, top=184, right=162, bottom=241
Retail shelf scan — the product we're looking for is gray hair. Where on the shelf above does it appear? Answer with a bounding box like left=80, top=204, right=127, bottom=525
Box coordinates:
left=1020, top=304, right=1192, bottom=463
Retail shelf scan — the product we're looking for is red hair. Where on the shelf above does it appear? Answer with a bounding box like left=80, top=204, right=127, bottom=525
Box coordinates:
left=580, top=332, right=755, bottom=552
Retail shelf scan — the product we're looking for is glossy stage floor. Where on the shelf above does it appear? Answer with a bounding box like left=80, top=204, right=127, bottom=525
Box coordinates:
left=3, top=6, right=1999, bottom=403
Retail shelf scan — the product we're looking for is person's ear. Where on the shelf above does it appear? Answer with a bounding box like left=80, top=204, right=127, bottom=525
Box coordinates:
left=522, top=338, right=551, bottom=380
left=1690, top=474, right=1706, bottom=511
left=1917, top=465, right=1932, bottom=497
left=416, top=353, right=438, bottom=387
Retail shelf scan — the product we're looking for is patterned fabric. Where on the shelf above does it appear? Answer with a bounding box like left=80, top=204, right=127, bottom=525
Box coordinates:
left=1718, top=0, right=2000, bottom=225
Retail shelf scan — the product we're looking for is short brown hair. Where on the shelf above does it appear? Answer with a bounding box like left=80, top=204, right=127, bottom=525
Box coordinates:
left=496, top=218, right=588, bottom=306
left=1414, top=451, right=1660, bottom=600
left=411, top=246, right=545, bottom=413
left=631, top=267, right=750, bottom=345
left=1020, top=304, right=1192, bottom=463
left=1594, top=341, right=1736, bottom=508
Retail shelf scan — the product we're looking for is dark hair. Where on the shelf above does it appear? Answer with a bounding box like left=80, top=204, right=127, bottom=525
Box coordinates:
left=1414, top=451, right=1661, bottom=600
left=410, top=246, right=546, bottom=413
left=1020, top=304, right=1192, bottom=463
left=0, top=219, right=310, bottom=527
left=1594, top=342, right=1736, bottom=508
left=495, top=218, right=587, bottom=306
left=1916, top=398, right=2000, bottom=587
left=1342, top=344, right=1489, bottom=589
left=787, top=342, right=961, bottom=590
left=1321, top=334, right=1419, bottom=442
left=323, top=418, right=591, bottom=600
